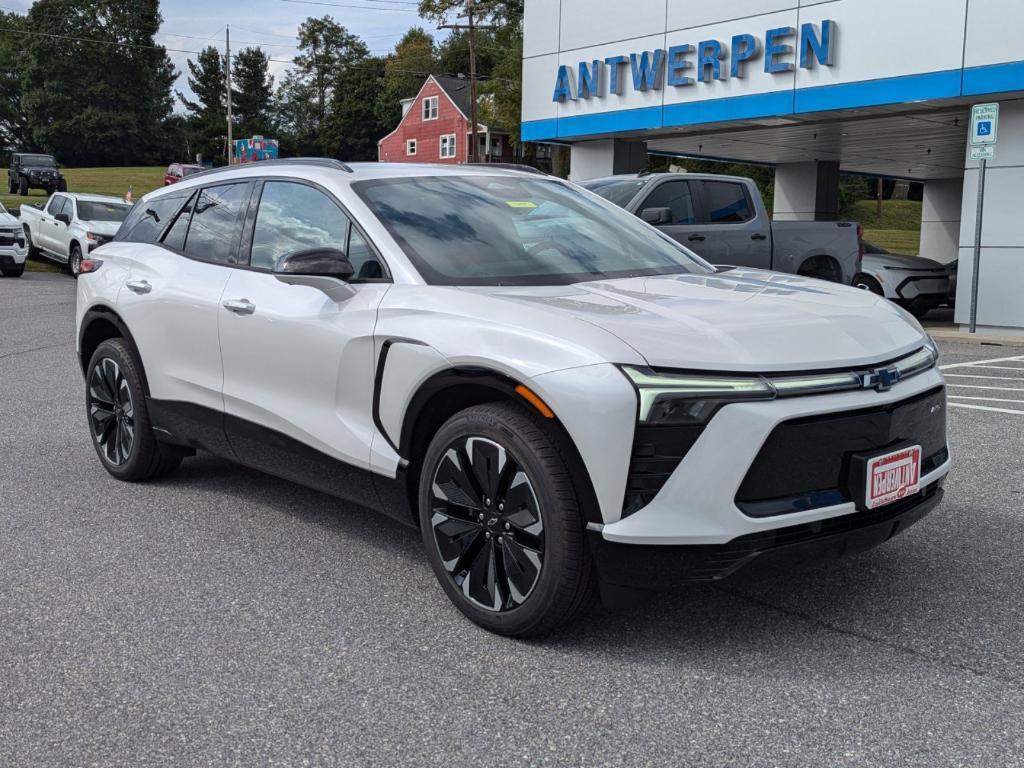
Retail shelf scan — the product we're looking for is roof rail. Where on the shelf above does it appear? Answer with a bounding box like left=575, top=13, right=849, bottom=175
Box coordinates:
left=178, top=157, right=355, bottom=184
left=465, top=162, right=549, bottom=176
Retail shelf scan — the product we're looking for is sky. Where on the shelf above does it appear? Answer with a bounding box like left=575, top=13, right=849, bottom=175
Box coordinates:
left=4, top=0, right=435, bottom=108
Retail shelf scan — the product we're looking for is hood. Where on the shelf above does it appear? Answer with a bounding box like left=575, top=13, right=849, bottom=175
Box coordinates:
left=863, top=252, right=947, bottom=272
left=469, top=269, right=927, bottom=372
left=80, top=220, right=122, bottom=237
left=0, top=210, right=20, bottom=228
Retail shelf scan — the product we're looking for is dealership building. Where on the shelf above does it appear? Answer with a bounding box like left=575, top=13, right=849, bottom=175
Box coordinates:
left=521, top=0, right=1024, bottom=334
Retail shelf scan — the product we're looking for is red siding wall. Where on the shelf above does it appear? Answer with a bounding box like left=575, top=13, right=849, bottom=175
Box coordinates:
left=378, top=79, right=469, bottom=164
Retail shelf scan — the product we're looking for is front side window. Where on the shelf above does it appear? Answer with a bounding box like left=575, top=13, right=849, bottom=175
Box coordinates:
left=115, top=191, right=190, bottom=243
left=354, top=175, right=711, bottom=286
left=423, top=96, right=438, bottom=120
left=703, top=181, right=754, bottom=223
left=406, top=139, right=417, bottom=156
left=249, top=182, right=350, bottom=272
left=440, top=134, right=457, bottom=159
left=640, top=180, right=696, bottom=225
left=183, top=182, right=252, bottom=265
left=46, top=195, right=66, bottom=216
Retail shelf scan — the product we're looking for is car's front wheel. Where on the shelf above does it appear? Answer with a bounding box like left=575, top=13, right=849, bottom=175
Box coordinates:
left=419, top=402, right=595, bottom=637
left=1, top=262, right=25, bottom=277
left=86, top=339, right=182, bottom=481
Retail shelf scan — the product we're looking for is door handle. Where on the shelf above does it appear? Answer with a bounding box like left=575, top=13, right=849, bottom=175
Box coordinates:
left=688, top=234, right=706, bottom=242
left=751, top=233, right=768, bottom=241
left=223, top=298, right=256, bottom=315
left=125, top=279, right=152, bottom=295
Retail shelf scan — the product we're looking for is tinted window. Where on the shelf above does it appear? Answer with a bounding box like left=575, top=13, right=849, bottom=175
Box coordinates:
left=160, top=192, right=196, bottom=252
left=640, top=181, right=696, bottom=224
left=115, top=192, right=190, bottom=243
left=78, top=201, right=131, bottom=222
left=250, top=182, right=349, bottom=271
left=22, top=155, right=56, bottom=167
left=348, top=228, right=380, bottom=278
left=354, top=175, right=710, bottom=286
left=579, top=178, right=650, bottom=207
left=703, top=181, right=753, bottom=223
left=46, top=196, right=65, bottom=216
left=184, top=183, right=251, bottom=265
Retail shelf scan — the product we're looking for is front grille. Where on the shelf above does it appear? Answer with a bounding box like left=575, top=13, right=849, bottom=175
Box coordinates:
left=623, top=424, right=705, bottom=516
left=736, top=386, right=947, bottom=515
left=0, top=231, right=18, bottom=247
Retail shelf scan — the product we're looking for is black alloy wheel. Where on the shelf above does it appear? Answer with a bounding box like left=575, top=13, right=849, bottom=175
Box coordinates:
left=853, top=273, right=885, bottom=295
left=429, top=436, right=546, bottom=611
left=419, top=402, right=596, bottom=637
left=89, top=356, right=135, bottom=466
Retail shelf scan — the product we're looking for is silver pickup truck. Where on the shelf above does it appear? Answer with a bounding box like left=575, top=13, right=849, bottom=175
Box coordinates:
left=579, top=172, right=862, bottom=284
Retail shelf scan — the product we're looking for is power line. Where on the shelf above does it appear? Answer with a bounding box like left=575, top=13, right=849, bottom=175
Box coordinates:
left=278, top=0, right=422, bottom=12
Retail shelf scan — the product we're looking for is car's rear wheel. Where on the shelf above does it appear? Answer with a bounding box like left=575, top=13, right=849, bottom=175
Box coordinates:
left=86, top=339, right=182, bottom=481
left=18, top=177, right=27, bottom=196
left=418, top=402, right=595, bottom=637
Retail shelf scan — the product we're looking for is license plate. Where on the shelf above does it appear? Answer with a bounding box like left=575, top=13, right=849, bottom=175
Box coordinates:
left=865, top=445, right=922, bottom=509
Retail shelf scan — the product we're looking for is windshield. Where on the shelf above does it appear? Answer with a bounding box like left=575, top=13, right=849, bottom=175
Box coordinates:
left=21, top=154, right=56, bottom=167
left=578, top=177, right=651, bottom=207
left=354, top=175, right=710, bottom=286
left=78, top=201, right=131, bottom=222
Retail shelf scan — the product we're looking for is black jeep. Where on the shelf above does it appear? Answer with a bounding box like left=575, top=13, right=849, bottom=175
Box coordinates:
left=8, top=153, right=67, bottom=196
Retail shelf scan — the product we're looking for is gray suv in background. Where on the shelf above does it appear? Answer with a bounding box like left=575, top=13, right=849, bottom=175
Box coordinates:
left=580, top=172, right=862, bottom=284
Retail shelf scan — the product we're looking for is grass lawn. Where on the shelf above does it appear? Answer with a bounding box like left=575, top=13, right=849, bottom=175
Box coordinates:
left=2, top=167, right=165, bottom=273
left=843, top=199, right=922, bottom=231
left=862, top=228, right=921, bottom=256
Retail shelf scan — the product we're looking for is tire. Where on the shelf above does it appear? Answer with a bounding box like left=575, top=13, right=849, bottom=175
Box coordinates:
left=23, top=226, right=40, bottom=259
left=1, top=263, right=25, bottom=277
left=418, top=401, right=596, bottom=637
left=86, top=338, right=182, bottom=482
left=18, top=177, right=27, bottom=196
left=853, top=273, right=885, bottom=296
left=7, top=177, right=14, bottom=194
left=68, top=243, right=83, bottom=277
left=57, top=179, right=67, bottom=193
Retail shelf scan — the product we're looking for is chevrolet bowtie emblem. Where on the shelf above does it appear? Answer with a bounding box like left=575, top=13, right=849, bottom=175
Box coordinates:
left=862, top=366, right=902, bottom=392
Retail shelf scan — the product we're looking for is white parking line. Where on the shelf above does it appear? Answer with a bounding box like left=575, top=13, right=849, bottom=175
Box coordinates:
left=949, top=395, right=1024, bottom=404
left=945, top=373, right=1024, bottom=381
left=948, top=383, right=1024, bottom=392
left=948, top=403, right=1024, bottom=415
left=940, top=354, right=1024, bottom=371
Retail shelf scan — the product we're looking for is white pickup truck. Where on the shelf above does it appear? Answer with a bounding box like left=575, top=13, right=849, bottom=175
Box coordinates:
left=0, top=202, right=28, bottom=277
left=21, top=193, right=132, bottom=277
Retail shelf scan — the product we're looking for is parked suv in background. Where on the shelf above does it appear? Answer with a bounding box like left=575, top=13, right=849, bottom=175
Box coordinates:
left=164, top=163, right=204, bottom=186
left=8, top=153, right=67, bottom=196
left=76, top=160, right=949, bottom=636
left=580, top=172, right=862, bottom=284
left=853, top=241, right=951, bottom=318
left=0, top=201, right=27, bottom=277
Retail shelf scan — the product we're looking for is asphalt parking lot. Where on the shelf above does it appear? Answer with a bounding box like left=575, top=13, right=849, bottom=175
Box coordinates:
left=3, top=272, right=1024, bottom=767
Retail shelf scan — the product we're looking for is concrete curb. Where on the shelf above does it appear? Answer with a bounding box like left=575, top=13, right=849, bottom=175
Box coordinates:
left=927, top=329, right=1024, bottom=348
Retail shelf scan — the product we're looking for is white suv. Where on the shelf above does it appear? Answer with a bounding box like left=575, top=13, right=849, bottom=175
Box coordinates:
left=76, top=159, right=951, bottom=636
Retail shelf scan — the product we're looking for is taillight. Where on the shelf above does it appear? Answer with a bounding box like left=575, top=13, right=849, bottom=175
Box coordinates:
left=79, top=259, right=103, bottom=274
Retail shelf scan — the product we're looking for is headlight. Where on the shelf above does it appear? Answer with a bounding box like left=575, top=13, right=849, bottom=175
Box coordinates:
left=621, top=366, right=773, bottom=425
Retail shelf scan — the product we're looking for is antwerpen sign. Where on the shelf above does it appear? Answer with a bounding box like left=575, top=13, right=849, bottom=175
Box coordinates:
left=552, top=20, right=836, bottom=102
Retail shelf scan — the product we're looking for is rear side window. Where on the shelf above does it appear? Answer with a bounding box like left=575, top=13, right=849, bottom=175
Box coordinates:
left=640, top=180, right=696, bottom=224
left=183, top=182, right=252, bottom=265
left=115, top=192, right=190, bottom=244
left=703, top=181, right=754, bottom=223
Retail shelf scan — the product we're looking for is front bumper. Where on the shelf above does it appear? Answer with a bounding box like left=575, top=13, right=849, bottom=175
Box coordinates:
left=590, top=483, right=943, bottom=588
left=0, top=246, right=27, bottom=267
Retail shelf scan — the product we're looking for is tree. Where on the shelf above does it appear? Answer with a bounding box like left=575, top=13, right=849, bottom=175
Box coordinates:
left=375, top=27, right=436, bottom=131
left=325, top=55, right=386, bottom=161
left=232, top=46, right=274, bottom=138
left=178, top=46, right=226, bottom=163
left=293, top=17, right=368, bottom=131
left=0, top=11, right=29, bottom=151
left=21, top=0, right=177, bottom=166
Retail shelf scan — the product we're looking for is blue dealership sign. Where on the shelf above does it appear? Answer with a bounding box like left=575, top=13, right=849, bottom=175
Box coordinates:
left=552, top=20, right=836, bottom=102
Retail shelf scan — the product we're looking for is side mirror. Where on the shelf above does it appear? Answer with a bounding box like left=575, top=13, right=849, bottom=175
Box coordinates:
left=56, top=213, right=71, bottom=225
left=274, top=247, right=356, bottom=301
left=640, top=207, right=672, bottom=225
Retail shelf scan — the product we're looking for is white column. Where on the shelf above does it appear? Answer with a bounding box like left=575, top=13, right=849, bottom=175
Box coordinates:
left=955, top=100, right=1024, bottom=334
left=772, top=161, right=839, bottom=221
left=569, top=139, right=647, bottom=181
left=919, top=178, right=963, bottom=265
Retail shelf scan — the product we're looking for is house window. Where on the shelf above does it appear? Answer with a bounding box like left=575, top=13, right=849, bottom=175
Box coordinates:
left=422, top=96, right=438, bottom=121
left=406, top=139, right=416, bottom=156
left=439, top=134, right=457, bottom=159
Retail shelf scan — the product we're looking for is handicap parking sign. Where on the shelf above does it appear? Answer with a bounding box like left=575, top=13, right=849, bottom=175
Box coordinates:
left=970, top=103, right=999, bottom=146
left=977, top=121, right=992, bottom=137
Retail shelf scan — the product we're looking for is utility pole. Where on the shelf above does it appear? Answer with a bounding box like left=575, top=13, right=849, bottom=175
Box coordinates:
left=440, top=3, right=495, bottom=164
left=226, top=25, right=233, bottom=165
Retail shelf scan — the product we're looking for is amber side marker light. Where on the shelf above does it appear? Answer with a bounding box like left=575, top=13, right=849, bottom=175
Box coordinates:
left=515, top=384, right=555, bottom=419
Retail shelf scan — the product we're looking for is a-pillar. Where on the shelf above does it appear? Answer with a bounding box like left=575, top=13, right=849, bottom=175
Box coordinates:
left=773, top=161, right=840, bottom=221
left=568, top=139, right=647, bottom=182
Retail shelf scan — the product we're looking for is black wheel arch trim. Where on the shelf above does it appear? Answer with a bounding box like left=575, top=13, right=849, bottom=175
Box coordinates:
left=78, top=305, right=150, bottom=393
